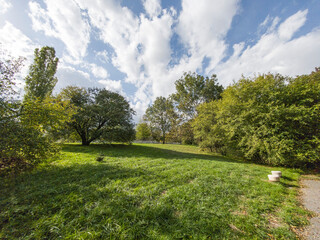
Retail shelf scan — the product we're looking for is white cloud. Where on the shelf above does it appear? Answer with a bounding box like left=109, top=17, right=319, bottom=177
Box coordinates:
left=143, top=0, right=161, bottom=19
left=70, top=0, right=240, bottom=120
left=95, top=50, right=110, bottom=63
left=278, top=10, right=307, bottom=41
left=0, top=0, right=11, bottom=14
left=177, top=0, right=240, bottom=72
left=0, top=21, right=37, bottom=86
left=98, top=79, right=123, bottom=93
left=28, top=0, right=91, bottom=62
left=214, top=10, right=320, bottom=86
left=55, top=64, right=102, bottom=92
left=0, top=21, right=35, bottom=59
left=89, top=63, right=109, bottom=79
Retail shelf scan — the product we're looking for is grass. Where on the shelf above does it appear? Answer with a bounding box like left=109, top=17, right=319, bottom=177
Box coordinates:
left=0, top=143, right=310, bottom=239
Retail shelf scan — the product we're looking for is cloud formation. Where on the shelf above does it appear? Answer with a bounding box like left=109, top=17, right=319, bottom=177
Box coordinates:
left=28, top=0, right=91, bottom=62
left=3, top=0, right=318, bottom=121
left=215, top=10, right=320, bottom=85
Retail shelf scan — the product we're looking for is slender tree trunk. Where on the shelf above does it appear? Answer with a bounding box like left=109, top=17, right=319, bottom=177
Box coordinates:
left=162, top=131, right=165, bottom=144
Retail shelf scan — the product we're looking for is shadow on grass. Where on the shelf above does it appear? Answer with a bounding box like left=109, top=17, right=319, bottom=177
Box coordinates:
left=62, top=143, right=250, bottom=166
left=0, top=161, right=224, bottom=239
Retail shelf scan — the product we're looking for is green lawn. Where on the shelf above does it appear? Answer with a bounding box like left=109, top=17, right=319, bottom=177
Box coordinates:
left=0, top=144, right=310, bottom=239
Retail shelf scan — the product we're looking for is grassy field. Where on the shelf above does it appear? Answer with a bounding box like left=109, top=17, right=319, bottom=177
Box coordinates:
left=0, top=144, right=310, bottom=239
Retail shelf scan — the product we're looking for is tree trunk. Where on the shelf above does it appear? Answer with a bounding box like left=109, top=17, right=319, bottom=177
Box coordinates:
left=81, top=135, right=90, bottom=146
left=162, top=132, right=165, bottom=144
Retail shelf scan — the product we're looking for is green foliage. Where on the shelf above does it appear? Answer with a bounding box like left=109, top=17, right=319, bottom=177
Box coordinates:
left=136, top=122, right=151, bottom=141
left=194, top=70, right=320, bottom=167
left=60, top=86, right=135, bottom=145
left=171, top=72, right=223, bottom=119
left=24, top=46, right=58, bottom=101
left=144, top=96, right=176, bottom=144
left=0, top=47, right=72, bottom=174
left=0, top=143, right=309, bottom=239
left=180, top=121, right=195, bottom=145
left=193, top=101, right=228, bottom=154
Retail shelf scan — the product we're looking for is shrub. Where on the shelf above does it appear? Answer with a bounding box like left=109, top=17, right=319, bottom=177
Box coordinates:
left=194, top=70, right=320, bottom=167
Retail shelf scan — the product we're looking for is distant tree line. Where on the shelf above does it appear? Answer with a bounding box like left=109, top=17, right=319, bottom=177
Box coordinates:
left=137, top=72, right=223, bottom=144
left=137, top=70, right=320, bottom=167
left=0, top=46, right=135, bottom=174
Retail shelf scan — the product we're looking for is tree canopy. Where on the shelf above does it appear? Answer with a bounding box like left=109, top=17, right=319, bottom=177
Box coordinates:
left=136, top=122, right=152, bottom=141
left=194, top=70, right=320, bottom=167
left=171, top=72, right=223, bottom=119
left=24, top=46, right=58, bottom=101
left=60, top=86, right=135, bottom=145
left=144, top=96, right=176, bottom=144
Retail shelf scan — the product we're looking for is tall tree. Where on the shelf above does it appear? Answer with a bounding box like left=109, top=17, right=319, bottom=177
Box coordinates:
left=136, top=122, right=152, bottom=141
left=144, top=96, right=176, bottom=144
left=171, top=72, right=223, bottom=119
left=24, top=46, right=58, bottom=101
left=0, top=53, right=24, bottom=121
left=60, top=86, right=135, bottom=145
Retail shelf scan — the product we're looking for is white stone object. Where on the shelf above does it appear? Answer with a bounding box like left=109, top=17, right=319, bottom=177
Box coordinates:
left=271, top=171, right=282, bottom=177
left=268, top=174, right=280, bottom=182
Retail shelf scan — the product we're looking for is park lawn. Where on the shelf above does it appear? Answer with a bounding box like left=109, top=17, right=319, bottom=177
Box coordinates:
left=0, top=143, right=310, bottom=239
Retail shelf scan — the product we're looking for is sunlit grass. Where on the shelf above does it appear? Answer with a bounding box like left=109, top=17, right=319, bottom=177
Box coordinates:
left=0, top=143, right=309, bottom=239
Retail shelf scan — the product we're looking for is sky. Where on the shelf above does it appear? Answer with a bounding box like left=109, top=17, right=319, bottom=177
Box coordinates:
left=1, top=0, right=320, bottom=121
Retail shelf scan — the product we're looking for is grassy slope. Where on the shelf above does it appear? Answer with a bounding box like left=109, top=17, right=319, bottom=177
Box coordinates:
left=0, top=144, right=309, bottom=239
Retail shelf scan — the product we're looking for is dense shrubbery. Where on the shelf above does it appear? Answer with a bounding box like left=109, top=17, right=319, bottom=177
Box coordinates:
left=0, top=47, right=73, bottom=174
left=194, top=70, right=320, bottom=167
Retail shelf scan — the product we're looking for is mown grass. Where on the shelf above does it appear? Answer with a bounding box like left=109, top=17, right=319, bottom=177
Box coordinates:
left=0, top=143, right=310, bottom=239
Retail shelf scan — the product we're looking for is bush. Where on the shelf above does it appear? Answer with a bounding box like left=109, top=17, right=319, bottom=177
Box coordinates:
left=194, top=70, right=320, bottom=167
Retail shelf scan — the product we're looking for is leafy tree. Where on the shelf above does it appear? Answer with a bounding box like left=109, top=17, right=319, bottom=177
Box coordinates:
left=195, top=71, right=320, bottom=167
left=171, top=72, right=223, bottom=119
left=0, top=48, right=74, bottom=174
left=144, top=96, right=176, bottom=144
left=180, top=121, right=195, bottom=145
left=24, top=46, right=58, bottom=101
left=0, top=53, right=24, bottom=122
left=136, top=122, right=152, bottom=141
left=193, top=101, right=227, bottom=154
left=60, top=86, right=135, bottom=145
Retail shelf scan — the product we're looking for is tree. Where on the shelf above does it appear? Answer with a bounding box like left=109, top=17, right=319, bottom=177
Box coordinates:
left=136, top=122, right=152, bottom=141
left=144, top=96, right=176, bottom=144
left=193, top=101, right=227, bottom=154
left=195, top=71, right=320, bottom=167
left=0, top=52, right=65, bottom=173
left=171, top=72, right=223, bottom=119
left=24, top=46, right=58, bottom=101
left=60, top=86, right=135, bottom=145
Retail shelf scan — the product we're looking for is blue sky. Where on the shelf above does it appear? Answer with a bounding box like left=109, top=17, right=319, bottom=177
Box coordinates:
left=1, top=0, right=320, bottom=120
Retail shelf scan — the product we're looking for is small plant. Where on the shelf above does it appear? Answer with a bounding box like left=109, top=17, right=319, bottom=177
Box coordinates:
left=96, top=153, right=105, bottom=162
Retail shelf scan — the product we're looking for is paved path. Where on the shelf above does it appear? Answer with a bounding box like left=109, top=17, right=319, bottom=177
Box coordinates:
left=301, top=179, right=320, bottom=240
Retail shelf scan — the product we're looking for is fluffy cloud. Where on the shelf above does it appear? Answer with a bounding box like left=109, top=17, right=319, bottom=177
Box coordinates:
left=20, top=0, right=320, bottom=122
left=55, top=65, right=103, bottom=92
left=28, top=0, right=91, bottom=62
left=143, top=0, right=161, bottom=19
left=0, top=0, right=11, bottom=14
left=214, top=10, right=320, bottom=86
left=177, top=0, right=240, bottom=72
left=278, top=10, right=307, bottom=41
left=0, top=21, right=36, bottom=59
left=0, top=21, right=37, bottom=86
left=98, top=79, right=123, bottom=94
left=68, top=0, right=240, bottom=119
left=88, top=63, right=109, bottom=79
